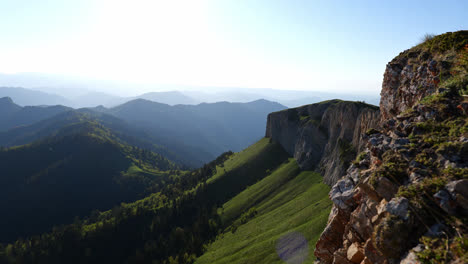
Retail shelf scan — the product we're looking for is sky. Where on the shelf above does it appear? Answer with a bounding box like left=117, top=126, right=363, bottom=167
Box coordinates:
left=0, top=0, right=467, bottom=95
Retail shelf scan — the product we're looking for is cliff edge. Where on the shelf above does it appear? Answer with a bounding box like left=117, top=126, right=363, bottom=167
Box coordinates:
left=265, top=100, right=380, bottom=186
left=315, top=31, right=468, bottom=264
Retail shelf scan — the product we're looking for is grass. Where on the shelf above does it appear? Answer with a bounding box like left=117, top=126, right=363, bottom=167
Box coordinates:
left=195, top=159, right=332, bottom=264
left=207, top=138, right=282, bottom=184
left=220, top=158, right=301, bottom=223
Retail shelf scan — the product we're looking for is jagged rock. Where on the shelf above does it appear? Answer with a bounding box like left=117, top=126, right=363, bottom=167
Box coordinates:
left=409, top=160, right=422, bottom=168
left=400, top=244, right=424, bottom=264
left=357, top=177, right=381, bottom=202
left=347, top=243, right=365, bottom=263
left=363, top=238, right=386, bottom=264
left=385, top=197, right=409, bottom=220
left=348, top=197, right=377, bottom=242
left=444, top=160, right=457, bottom=169
left=374, top=177, right=399, bottom=201
left=315, top=206, right=351, bottom=263
left=373, top=215, right=411, bottom=260
left=446, top=179, right=468, bottom=214
left=433, top=189, right=456, bottom=214
left=347, top=164, right=361, bottom=184
left=380, top=50, right=439, bottom=121
left=330, top=178, right=356, bottom=210
left=334, top=248, right=354, bottom=264
left=315, top=31, right=468, bottom=264
left=360, top=257, right=372, bottom=264
left=393, top=138, right=410, bottom=146
left=425, top=223, right=447, bottom=237
left=409, top=172, right=424, bottom=183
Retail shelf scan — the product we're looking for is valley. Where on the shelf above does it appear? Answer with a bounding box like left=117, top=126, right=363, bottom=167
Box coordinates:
left=0, top=29, right=466, bottom=264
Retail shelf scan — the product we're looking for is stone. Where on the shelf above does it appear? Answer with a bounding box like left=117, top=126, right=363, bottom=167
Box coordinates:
left=409, top=172, right=424, bottom=183
left=428, top=60, right=438, bottom=74
left=363, top=238, right=386, bottom=264
left=347, top=243, right=364, bottom=263
left=385, top=197, right=409, bottom=220
left=369, top=137, right=380, bottom=146
left=347, top=164, right=361, bottom=184
left=349, top=205, right=373, bottom=240
left=409, top=160, right=423, bottom=169
left=446, top=179, right=468, bottom=214
left=374, top=177, right=399, bottom=201
left=400, top=251, right=420, bottom=264
left=444, top=160, right=457, bottom=169
left=400, top=244, right=424, bottom=264
left=393, top=138, right=410, bottom=148
left=330, top=178, right=356, bottom=210
left=315, top=206, right=351, bottom=263
left=433, top=189, right=456, bottom=214
left=359, top=257, right=372, bottom=264
left=333, top=248, right=354, bottom=264
left=425, top=223, right=446, bottom=237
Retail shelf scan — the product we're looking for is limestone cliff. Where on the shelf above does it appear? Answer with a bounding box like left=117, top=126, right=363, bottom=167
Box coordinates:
left=315, top=31, right=468, bottom=264
left=265, top=100, right=380, bottom=185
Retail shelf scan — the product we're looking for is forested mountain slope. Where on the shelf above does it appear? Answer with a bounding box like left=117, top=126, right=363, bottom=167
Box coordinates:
left=0, top=121, right=178, bottom=242
left=0, top=138, right=293, bottom=263
left=0, top=110, right=190, bottom=168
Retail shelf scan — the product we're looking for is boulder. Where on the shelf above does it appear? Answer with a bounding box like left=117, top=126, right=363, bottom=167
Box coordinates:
left=315, top=206, right=351, bottom=263
left=347, top=243, right=364, bottom=263
left=385, top=197, right=409, bottom=220
left=374, top=177, right=399, bottom=201
left=330, top=178, right=356, bottom=210
left=446, top=179, right=468, bottom=214
left=433, top=189, right=456, bottom=215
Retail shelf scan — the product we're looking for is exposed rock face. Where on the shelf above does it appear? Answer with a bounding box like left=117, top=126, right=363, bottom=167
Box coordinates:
left=315, top=31, right=468, bottom=264
left=380, top=31, right=468, bottom=121
left=380, top=55, right=440, bottom=121
left=265, top=100, right=380, bottom=185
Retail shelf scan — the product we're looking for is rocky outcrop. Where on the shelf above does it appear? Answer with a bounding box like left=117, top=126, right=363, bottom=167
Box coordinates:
left=380, top=31, right=468, bottom=121
left=315, top=31, right=468, bottom=264
left=265, top=100, right=380, bottom=185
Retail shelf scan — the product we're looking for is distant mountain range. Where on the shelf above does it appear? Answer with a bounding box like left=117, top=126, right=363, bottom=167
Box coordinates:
left=0, top=74, right=380, bottom=107
left=0, top=95, right=286, bottom=242
left=0, top=96, right=71, bottom=131
left=0, top=96, right=286, bottom=167
left=0, top=87, right=72, bottom=106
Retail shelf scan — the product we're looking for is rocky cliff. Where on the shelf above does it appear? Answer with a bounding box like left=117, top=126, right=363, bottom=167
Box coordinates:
left=265, top=100, right=380, bottom=185
left=315, top=31, right=468, bottom=264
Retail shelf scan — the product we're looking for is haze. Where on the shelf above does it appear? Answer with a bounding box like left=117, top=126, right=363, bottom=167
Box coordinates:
left=1, top=0, right=467, bottom=97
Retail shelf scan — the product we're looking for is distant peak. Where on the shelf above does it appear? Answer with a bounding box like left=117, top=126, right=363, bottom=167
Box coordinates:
left=0, top=96, right=14, bottom=103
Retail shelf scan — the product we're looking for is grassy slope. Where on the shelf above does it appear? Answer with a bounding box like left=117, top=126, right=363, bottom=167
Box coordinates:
left=196, top=158, right=332, bottom=264
left=207, top=137, right=279, bottom=183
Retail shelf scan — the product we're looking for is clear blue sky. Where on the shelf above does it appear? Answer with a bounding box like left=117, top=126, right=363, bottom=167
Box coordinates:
left=0, top=0, right=467, bottom=95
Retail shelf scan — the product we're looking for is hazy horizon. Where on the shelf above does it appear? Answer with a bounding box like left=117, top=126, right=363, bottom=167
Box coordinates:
left=1, top=0, right=467, bottom=96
